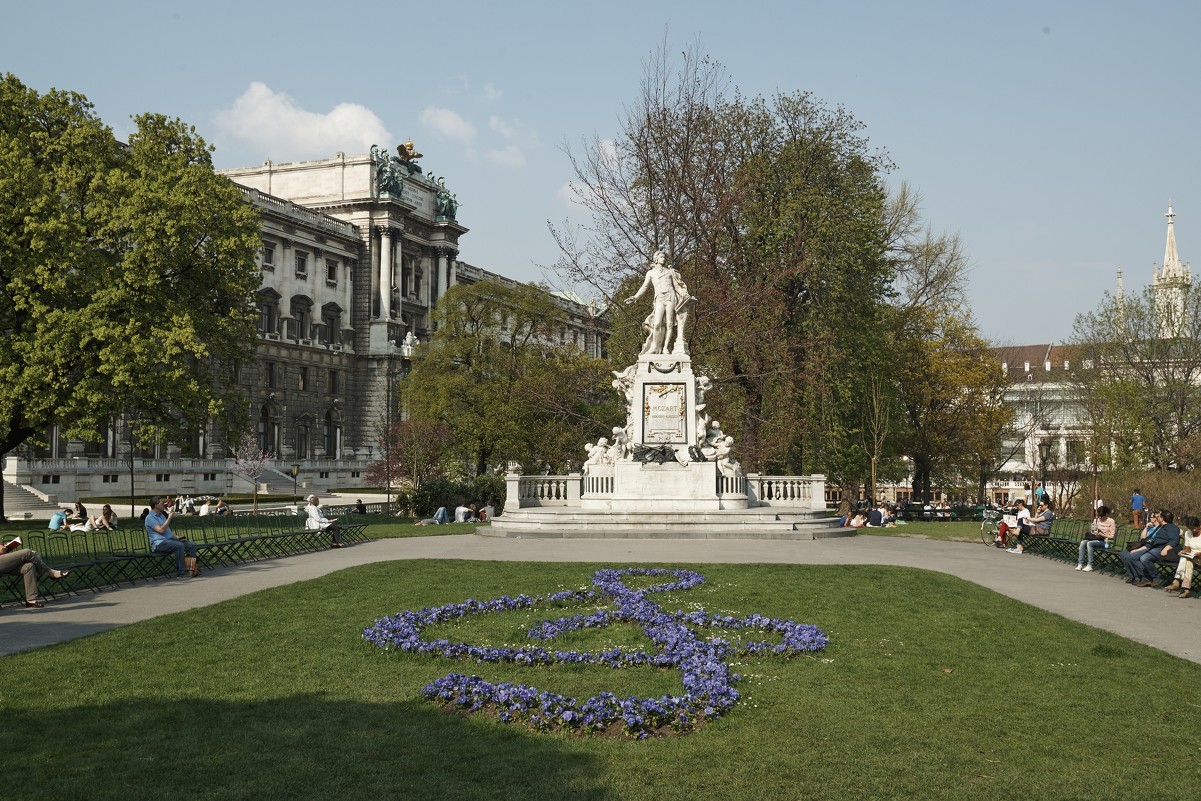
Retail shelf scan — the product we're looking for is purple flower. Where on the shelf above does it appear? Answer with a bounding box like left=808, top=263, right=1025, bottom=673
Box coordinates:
left=366, top=567, right=828, bottom=739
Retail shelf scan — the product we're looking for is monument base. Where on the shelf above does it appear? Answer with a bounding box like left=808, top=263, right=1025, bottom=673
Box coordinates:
left=580, top=461, right=747, bottom=511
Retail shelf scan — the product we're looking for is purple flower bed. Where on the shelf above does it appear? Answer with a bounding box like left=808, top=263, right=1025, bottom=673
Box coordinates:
left=363, top=567, right=828, bottom=738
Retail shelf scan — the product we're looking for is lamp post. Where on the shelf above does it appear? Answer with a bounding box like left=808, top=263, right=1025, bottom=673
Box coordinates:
left=289, top=461, right=300, bottom=505
left=1037, top=440, right=1051, bottom=505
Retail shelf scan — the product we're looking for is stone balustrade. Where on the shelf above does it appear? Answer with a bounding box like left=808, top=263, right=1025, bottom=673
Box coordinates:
left=747, top=474, right=828, bottom=511
left=506, top=470, right=826, bottom=511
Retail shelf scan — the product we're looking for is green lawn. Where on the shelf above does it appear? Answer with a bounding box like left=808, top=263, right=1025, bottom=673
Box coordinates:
left=2, top=560, right=1195, bottom=800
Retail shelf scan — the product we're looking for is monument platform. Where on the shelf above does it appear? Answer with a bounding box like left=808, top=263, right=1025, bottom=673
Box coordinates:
left=485, top=506, right=846, bottom=539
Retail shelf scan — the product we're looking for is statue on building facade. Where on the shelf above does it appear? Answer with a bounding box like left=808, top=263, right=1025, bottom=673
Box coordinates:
left=372, top=142, right=423, bottom=197
left=431, top=176, right=459, bottom=219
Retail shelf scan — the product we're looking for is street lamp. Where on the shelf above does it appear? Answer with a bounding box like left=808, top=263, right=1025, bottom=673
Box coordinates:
left=1037, top=440, right=1051, bottom=504
left=289, top=461, right=300, bottom=505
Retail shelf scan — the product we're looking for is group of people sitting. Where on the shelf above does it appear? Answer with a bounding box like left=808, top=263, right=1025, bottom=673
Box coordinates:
left=412, top=501, right=495, bottom=526
left=841, top=502, right=898, bottom=529
left=991, top=498, right=1057, bottom=554
left=1110, top=509, right=1199, bottom=597
left=48, top=502, right=119, bottom=534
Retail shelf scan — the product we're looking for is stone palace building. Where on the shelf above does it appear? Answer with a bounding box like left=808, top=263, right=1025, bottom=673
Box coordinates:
left=3, top=146, right=606, bottom=505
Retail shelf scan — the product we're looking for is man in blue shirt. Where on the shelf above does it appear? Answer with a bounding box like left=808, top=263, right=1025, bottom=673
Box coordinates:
left=47, top=508, right=70, bottom=531
left=144, top=495, right=200, bottom=577
left=1120, top=509, right=1179, bottom=587
left=1130, top=489, right=1145, bottom=527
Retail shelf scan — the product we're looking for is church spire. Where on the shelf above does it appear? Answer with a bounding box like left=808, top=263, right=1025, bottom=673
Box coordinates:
left=1162, top=201, right=1186, bottom=279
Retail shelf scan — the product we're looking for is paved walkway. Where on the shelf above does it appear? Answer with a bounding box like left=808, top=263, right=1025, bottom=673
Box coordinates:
left=2, top=534, right=1199, bottom=662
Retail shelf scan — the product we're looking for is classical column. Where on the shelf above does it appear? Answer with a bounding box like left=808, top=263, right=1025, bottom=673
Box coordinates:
left=449, top=252, right=458, bottom=287
left=435, top=249, right=448, bottom=305
left=377, top=226, right=392, bottom=319
left=395, top=252, right=404, bottom=324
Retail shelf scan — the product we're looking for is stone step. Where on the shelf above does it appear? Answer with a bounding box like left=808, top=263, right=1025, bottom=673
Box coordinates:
left=484, top=507, right=848, bottom=540
left=1, top=479, right=59, bottom=519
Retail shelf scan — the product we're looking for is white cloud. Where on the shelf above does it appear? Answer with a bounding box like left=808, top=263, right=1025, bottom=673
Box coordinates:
left=489, top=115, right=518, bottom=140
left=484, top=144, right=526, bottom=167
left=482, top=83, right=504, bottom=101
left=418, top=106, right=477, bottom=143
left=214, top=82, right=390, bottom=160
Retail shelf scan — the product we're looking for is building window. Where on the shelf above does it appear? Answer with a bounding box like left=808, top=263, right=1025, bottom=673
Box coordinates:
left=295, top=252, right=308, bottom=278
left=290, top=296, right=313, bottom=341
left=102, top=474, right=119, bottom=483
left=319, top=471, right=330, bottom=479
left=351, top=471, right=360, bottom=478
left=298, top=366, right=308, bottom=391
left=258, top=406, right=271, bottom=452
left=155, top=474, right=171, bottom=482
left=326, top=259, right=338, bottom=284
left=321, top=304, right=342, bottom=345
left=262, top=242, right=276, bottom=270
left=41, top=475, right=62, bottom=484
left=327, top=369, right=339, bottom=394
left=203, top=472, right=217, bottom=481
left=265, top=362, right=276, bottom=388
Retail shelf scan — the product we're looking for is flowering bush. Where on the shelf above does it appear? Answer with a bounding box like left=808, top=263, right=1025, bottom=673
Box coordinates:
left=363, top=567, right=828, bottom=739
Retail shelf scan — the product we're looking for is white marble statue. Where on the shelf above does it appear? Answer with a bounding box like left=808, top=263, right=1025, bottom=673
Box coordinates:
left=609, top=426, right=632, bottom=462
left=583, top=437, right=611, bottom=467
left=612, top=364, right=637, bottom=417
left=625, top=251, right=694, bottom=355
left=714, top=435, right=741, bottom=477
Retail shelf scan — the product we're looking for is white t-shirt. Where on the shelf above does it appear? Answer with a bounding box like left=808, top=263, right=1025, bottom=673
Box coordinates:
left=454, top=505, right=470, bottom=523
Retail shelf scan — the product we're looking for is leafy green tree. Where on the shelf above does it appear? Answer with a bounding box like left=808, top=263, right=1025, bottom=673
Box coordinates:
left=366, top=418, right=453, bottom=492
left=554, top=45, right=898, bottom=474
left=0, top=74, right=262, bottom=518
left=402, top=280, right=619, bottom=475
left=1071, top=282, right=1201, bottom=470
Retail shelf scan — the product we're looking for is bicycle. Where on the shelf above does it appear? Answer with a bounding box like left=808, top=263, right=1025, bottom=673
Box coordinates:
left=980, top=508, right=1003, bottom=546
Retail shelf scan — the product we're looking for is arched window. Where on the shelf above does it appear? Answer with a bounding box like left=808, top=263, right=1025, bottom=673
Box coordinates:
left=258, top=405, right=271, bottom=452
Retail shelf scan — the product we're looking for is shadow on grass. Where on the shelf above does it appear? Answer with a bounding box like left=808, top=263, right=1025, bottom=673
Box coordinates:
left=13, top=694, right=609, bottom=801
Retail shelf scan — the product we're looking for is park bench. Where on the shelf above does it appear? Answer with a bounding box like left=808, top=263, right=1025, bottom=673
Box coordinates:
left=1021, top=518, right=1183, bottom=585
left=2, top=516, right=370, bottom=607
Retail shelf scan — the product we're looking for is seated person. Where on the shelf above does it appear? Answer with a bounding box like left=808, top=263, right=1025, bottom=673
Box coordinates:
left=304, top=494, right=343, bottom=548
left=1077, top=505, right=1116, bottom=571
left=96, top=504, right=119, bottom=531
left=198, top=499, right=213, bottom=516
left=144, top=495, right=200, bottom=578
left=1119, top=509, right=1180, bottom=586
left=67, top=501, right=88, bottom=524
left=849, top=511, right=868, bottom=528
left=1, top=537, right=70, bottom=608
left=48, top=508, right=71, bottom=531
left=454, top=503, right=472, bottom=523
left=214, top=499, right=230, bottom=516
left=1008, top=500, right=1054, bottom=554
left=353, top=499, right=367, bottom=515
left=1162, top=515, right=1200, bottom=597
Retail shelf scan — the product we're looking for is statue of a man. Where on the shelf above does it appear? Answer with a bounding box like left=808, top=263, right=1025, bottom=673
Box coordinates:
left=625, top=251, right=685, bottom=355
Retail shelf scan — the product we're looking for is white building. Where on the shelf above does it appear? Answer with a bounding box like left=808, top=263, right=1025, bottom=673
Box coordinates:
left=3, top=147, right=606, bottom=506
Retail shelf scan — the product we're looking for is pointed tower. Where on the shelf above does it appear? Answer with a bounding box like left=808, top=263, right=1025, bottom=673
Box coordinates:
left=1152, top=202, right=1192, bottom=336
left=1115, top=265, right=1126, bottom=330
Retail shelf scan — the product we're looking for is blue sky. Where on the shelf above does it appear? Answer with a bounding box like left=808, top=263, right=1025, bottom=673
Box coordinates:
left=4, top=0, right=1198, bottom=344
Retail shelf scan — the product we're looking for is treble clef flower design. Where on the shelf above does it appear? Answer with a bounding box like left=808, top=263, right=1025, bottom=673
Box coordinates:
left=362, top=567, right=829, bottom=739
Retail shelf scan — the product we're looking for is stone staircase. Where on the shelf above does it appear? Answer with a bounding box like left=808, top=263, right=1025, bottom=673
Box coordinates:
left=1, top=478, right=59, bottom=521
left=484, top=507, right=848, bottom=540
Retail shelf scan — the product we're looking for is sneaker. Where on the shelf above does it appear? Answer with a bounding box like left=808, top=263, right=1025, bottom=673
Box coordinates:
left=1082, top=565, right=1093, bottom=572
left=1075, top=564, right=1083, bottom=571
left=1006, top=547, right=1022, bottom=554
left=1135, top=579, right=1156, bottom=588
